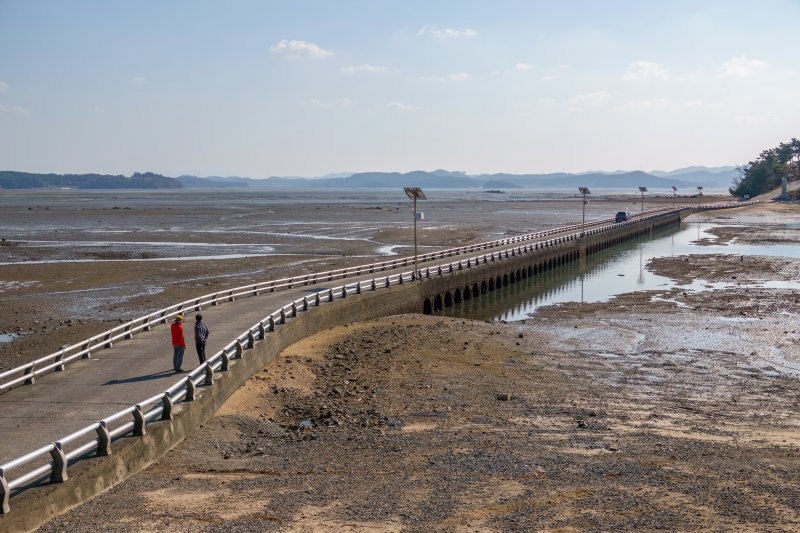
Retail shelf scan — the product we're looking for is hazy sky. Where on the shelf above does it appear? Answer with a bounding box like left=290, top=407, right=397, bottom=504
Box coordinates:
left=1, top=1, right=798, bottom=177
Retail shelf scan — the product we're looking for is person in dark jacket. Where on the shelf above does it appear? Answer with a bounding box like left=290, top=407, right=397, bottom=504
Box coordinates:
left=171, top=315, right=185, bottom=373
left=194, top=314, right=210, bottom=364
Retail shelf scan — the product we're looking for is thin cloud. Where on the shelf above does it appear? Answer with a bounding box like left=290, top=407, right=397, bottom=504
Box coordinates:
left=131, top=76, right=146, bottom=84
left=417, top=25, right=477, bottom=39
left=340, top=64, right=387, bottom=74
left=448, top=72, right=471, bottom=82
left=386, top=102, right=417, bottom=111
left=720, top=56, right=767, bottom=78
left=514, top=63, right=534, bottom=71
left=568, top=91, right=609, bottom=111
left=623, top=61, right=671, bottom=80
left=0, top=104, right=29, bottom=114
left=270, top=39, right=333, bottom=59
left=0, top=81, right=8, bottom=92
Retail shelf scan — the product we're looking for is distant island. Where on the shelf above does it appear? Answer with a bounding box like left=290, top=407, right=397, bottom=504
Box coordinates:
left=0, top=166, right=740, bottom=191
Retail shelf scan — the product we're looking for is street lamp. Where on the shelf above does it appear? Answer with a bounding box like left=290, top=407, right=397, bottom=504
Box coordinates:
left=638, top=186, right=647, bottom=213
left=578, top=187, right=591, bottom=235
left=404, top=187, right=427, bottom=281
left=696, top=186, right=703, bottom=207
left=671, top=186, right=677, bottom=210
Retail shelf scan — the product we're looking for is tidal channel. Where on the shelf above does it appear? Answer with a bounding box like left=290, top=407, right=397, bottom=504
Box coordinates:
left=440, top=222, right=800, bottom=322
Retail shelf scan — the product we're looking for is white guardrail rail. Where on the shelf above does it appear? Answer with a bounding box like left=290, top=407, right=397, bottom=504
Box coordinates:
left=0, top=201, right=754, bottom=513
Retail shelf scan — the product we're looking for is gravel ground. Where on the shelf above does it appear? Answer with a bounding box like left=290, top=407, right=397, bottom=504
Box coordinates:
left=36, top=202, right=800, bottom=532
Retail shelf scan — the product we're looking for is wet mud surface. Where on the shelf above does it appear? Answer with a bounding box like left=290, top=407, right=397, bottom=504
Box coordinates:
left=35, top=201, right=800, bottom=531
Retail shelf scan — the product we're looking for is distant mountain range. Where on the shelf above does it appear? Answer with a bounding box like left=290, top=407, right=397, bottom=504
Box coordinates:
left=0, top=166, right=740, bottom=190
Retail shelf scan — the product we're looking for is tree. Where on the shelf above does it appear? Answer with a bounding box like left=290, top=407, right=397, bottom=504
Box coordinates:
left=730, top=138, right=800, bottom=197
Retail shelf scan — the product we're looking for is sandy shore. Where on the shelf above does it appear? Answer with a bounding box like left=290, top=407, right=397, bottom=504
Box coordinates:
left=25, top=200, right=800, bottom=531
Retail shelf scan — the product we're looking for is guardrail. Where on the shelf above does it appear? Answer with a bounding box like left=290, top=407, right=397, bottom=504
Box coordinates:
left=0, top=212, right=643, bottom=394
left=0, top=200, right=755, bottom=514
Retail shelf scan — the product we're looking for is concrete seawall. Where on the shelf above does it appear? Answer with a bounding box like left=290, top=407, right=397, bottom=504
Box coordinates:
left=1, top=210, right=682, bottom=532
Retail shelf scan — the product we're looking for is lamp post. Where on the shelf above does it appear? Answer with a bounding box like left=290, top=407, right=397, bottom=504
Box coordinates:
left=696, top=186, right=703, bottom=207
left=404, top=187, right=426, bottom=281
left=672, top=186, right=677, bottom=210
left=638, top=186, right=647, bottom=213
left=578, top=187, right=591, bottom=235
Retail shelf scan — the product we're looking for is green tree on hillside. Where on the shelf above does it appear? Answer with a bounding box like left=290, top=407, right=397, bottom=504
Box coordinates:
left=730, top=138, right=800, bottom=197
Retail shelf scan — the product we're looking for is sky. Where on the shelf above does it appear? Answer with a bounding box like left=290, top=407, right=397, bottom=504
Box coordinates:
left=0, top=0, right=798, bottom=177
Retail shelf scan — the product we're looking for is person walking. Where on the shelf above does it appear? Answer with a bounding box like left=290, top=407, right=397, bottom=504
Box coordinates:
left=194, top=314, right=210, bottom=364
left=171, top=315, right=186, bottom=373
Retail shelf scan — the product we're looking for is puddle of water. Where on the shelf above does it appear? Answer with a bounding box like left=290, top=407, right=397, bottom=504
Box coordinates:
left=442, top=222, right=800, bottom=322
left=0, top=333, right=18, bottom=343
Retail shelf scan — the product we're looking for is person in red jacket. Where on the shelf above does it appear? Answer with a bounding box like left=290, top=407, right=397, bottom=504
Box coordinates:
left=171, top=315, right=186, bottom=373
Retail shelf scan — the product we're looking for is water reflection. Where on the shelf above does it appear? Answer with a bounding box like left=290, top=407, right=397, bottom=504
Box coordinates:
left=441, top=222, right=800, bottom=322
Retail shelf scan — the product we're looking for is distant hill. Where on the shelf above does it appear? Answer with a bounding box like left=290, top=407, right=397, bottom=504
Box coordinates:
left=2, top=166, right=737, bottom=190
left=0, top=171, right=181, bottom=189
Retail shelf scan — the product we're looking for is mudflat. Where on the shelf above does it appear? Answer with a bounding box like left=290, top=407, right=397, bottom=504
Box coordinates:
left=26, top=200, right=800, bottom=531
left=0, top=189, right=671, bottom=371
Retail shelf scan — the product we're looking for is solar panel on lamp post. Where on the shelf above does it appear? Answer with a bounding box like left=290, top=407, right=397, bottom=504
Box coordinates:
left=672, top=186, right=677, bottom=210
left=638, top=186, right=647, bottom=213
left=404, top=187, right=427, bottom=281
left=578, top=187, right=590, bottom=235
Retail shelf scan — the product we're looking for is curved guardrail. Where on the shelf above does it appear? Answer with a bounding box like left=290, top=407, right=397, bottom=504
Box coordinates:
left=0, top=200, right=755, bottom=514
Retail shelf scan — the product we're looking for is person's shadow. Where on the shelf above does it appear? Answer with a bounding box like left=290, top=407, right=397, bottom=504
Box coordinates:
left=104, top=369, right=177, bottom=385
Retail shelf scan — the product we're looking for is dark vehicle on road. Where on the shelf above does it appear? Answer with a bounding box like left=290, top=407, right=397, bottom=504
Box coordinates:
left=615, top=211, right=629, bottom=222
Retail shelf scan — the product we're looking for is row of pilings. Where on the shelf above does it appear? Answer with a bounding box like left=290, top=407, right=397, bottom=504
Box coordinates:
left=423, top=212, right=680, bottom=314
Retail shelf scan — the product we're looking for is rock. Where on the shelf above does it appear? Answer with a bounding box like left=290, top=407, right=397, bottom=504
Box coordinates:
left=518, top=333, right=524, bottom=338
left=496, top=392, right=511, bottom=401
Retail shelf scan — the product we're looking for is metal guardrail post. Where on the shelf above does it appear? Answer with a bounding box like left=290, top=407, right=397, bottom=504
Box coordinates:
left=55, top=354, right=64, bottom=372
left=228, top=289, right=235, bottom=302
left=328, top=289, right=334, bottom=302
left=258, top=323, right=266, bottom=340
left=0, top=467, right=9, bottom=514
left=211, top=293, right=219, bottom=306
left=133, top=405, right=146, bottom=436
left=279, top=309, right=286, bottom=324
left=161, top=393, right=173, bottom=420
left=142, top=317, right=151, bottom=332
left=315, top=293, right=321, bottom=306
left=252, top=284, right=259, bottom=296
left=371, top=280, right=377, bottom=291
left=103, top=333, right=113, bottom=349
left=24, top=365, right=35, bottom=385
left=220, top=351, right=229, bottom=372
left=302, top=297, right=309, bottom=311
left=160, top=310, right=168, bottom=324
left=50, top=442, right=68, bottom=482
left=398, top=274, right=404, bottom=285
left=204, top=365, right=214, bottom=386
left=185, top=377, right=196, bottom=401
left=356, top=282, right=362, bottom=294
left=247, top=331, right=255, bottom=349
left=268, top=316, right=275, bottom=332
left=96, top=421, right=111, bottom=456
left=291, top=303, right=298, bottom=317
left=384, top=277, right=390, bottom=288
left=82, top=342, right=91, bottom=359
left=234, top=341, right=243, bottom=359
left=194, top=299, right=201, bottom=312
left=124, top=325, right=132, bottom=340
